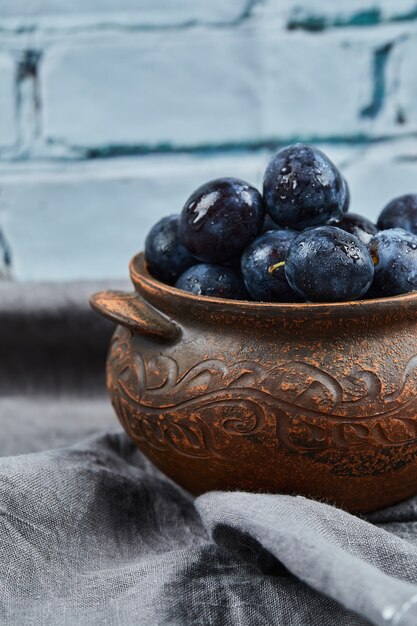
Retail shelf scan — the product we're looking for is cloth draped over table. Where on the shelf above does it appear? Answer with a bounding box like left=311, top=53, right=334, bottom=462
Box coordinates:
left=1, top=281, right=417, bottom=626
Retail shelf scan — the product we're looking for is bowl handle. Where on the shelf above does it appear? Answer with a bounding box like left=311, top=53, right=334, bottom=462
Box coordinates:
left=90, top=290, right=181, bottom=341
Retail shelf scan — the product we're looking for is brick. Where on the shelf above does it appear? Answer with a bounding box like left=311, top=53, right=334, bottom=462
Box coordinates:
left=42, top=28, right=376, bottom=150
left=0, top=145, right=355, bottom=281
left=41, top=30, right=265, bottom=149
left=262, top=31, right=373, bottom=140
left=342, top=138, right=417, bottom=223
left=0, top=154, right=267, bottom=281
left=0, top=54, right=17, bottom=149
left=1, top=0, right=249, bottom=26
left=384, top=35, right=417, bottom=133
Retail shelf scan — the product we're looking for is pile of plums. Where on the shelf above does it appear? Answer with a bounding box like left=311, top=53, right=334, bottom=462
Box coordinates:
left=144, top=144, right=417, bottom=302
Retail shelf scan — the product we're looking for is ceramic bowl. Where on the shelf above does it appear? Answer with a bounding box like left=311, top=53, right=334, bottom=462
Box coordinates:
left=90, top=252, right=417, bottom=513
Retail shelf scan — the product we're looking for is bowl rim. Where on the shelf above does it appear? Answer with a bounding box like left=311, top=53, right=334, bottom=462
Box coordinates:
left=130, top=252, right=417, bottom=319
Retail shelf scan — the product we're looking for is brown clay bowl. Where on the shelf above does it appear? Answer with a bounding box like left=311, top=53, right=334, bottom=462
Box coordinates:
left=90, top=252, right=417, bottom=513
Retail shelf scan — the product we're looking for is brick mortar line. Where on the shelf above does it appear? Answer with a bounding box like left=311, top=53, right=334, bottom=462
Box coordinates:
left=0, top=0, right=265, bottom=38
left=1, top=133, right=417, bottom=165
left=2, top=1, right=417, bottom=40
left=286, top=4, right=417, bottom=32
left=0, top=17, right=414, bottom=55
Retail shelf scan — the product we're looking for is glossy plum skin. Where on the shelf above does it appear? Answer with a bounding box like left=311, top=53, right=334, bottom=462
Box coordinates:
left=377, top=194, right=417, bottom=234
left=179, top=178, right=264, bottom=263
left=338, top=212, right=378, bottom=244
left=241, top=230, right=300, bottom=302
left=342, top=178, right=350, bottom=213
left=261, top=214, right=280, bottom=233
left=175, top=264, right=248, bottom=300
left=263, top=144, right=346, bottom=229
left=145, top=214, right=196, bottom=284
left=285, top=226, right=374, bottom=302
left=368, top=228, right=417, bottom=297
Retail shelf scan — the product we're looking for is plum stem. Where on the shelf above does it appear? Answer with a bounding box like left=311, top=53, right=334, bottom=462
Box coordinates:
left=268, top=261, right=286, bottom=274
left=370, top=251, right=379, bottom=266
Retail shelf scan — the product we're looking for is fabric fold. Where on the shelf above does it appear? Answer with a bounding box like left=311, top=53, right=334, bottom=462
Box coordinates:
left=197, top=491, right=417, bottom=626
left=2, top=431, right=417, bottom=625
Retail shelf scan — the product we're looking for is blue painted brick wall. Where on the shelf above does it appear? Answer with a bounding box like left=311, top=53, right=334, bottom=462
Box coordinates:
left=1, top=0, right=417, bottom=280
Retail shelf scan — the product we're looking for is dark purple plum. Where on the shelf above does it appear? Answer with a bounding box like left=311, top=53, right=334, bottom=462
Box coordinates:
left=377, top=194, right=417, bottom=234
left=367, top=228, right=417, bottom=297
left=179, top=178, right=264, bottom=263
left=263, top=144, right=345, bottom=229
left=175, top=264, right=248, bottom=300
left=337, top=212, right=378, bottom=244
left=145, top=214, right=195, bottom=284
left=261, top=213, right=280, bottom=233
left=285, top=226, right=374, bottom=302
left=241, top=230, right=300, bottom=302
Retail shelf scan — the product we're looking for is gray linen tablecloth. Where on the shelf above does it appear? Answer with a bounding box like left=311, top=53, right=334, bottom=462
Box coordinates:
left=1, top=281, right=417, bottom=626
